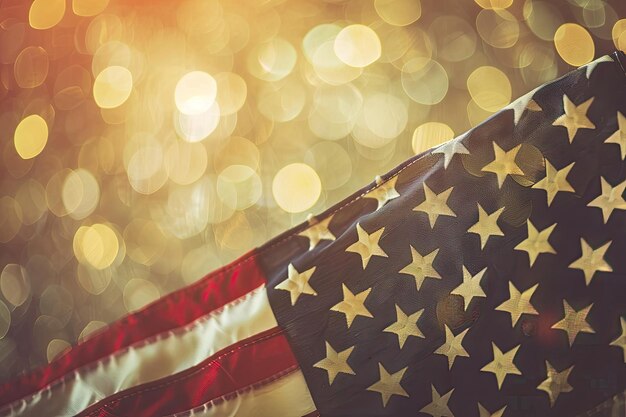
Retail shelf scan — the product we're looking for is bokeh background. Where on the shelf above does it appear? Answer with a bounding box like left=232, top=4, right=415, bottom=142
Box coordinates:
left=0, top=0, right=624, bottom=380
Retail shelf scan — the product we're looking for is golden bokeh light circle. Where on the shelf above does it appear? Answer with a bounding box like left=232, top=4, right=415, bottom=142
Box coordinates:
left=175, top=71, right=218, bottom=116
left=554, top=23, right=595, bottom=66
left=374, top=0, right=421, bottom=27
left=467, top=66, right=512, bottom=112
left=93, top=66, right=133, bottom=109
left=14, top=114, right=48, bottom=160
left=412, top=122, right=455, bottom=154
left=272, top=163, right=322, bottom=213
left=334, top=25, right=382, bottom=68
left=29, top=0, right=65, bottom=30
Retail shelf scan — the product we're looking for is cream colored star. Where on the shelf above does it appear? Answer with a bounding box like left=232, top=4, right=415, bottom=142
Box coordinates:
left=298, top=215, right=336, bottom=250
left=419, top=385, right=454, bottom=417
left=345, top=223, right=388, bottom=269
left=569, top=238, right=612, bottom=285
left=366, top=363, right=409, bottom=407
left=605, top=111, right=626, bottom=159
left=313, top=341, right=355, bottom=385
left=365, top=176, right=400, bottom=210
left=504, top=85, right=541, bottom=125
left=610, top=317, right=626, bottom=362
left=399, top=246, right=441, bottom=291
left=537, top=361, right=574, bottom=407
left=496, top=281, right=539, bottom=327
left=532, top=160, right=575, bottom=206
left=413, top=184, right=456, bottom=228
left=331, top=284, right=373, bottom=328
left=467, top=203, right=505, bottom=250
left=434, top=325, right=469, bottom=370
left=552, top=95, right=595, bottom=143
left=478, top=403, right=507, bottom=417
left=433, top=137, right=470, bottom=169
left=551, top=300, right=595, bottom=346
left=481, top=143, right=524, bottom=188
left=451, top=266, right=487, bottom=310
left=480, top=342, right=522, bottom=389
left=384, top=305, right=424, bottom=349
left=587, top=177, right=626, bottom=223
left=275, top=263, right=317, bottom=306
left=514, top=220, right=557, bottom=267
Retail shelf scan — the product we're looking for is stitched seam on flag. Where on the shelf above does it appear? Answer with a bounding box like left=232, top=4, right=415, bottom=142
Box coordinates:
left=91, top=329, right=286, bottom=414
left=169, top=365, right=300, bottom=417
left=1, top=284, right=267, bottom=415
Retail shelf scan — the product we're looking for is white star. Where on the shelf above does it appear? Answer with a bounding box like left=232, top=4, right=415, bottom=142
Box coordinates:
left=432, top=134, right=470, bottom=169
left=504, top=86, right=541, bottom=125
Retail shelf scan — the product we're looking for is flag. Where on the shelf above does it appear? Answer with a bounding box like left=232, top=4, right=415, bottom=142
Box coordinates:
left=1, top=51, right=625, bottom=417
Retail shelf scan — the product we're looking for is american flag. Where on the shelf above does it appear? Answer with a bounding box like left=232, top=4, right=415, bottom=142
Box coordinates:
left=1, top=51, right=625, bottom=417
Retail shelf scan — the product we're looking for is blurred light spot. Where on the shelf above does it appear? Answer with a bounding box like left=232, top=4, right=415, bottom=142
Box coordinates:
left=303, top=24, right=342, bottom=63
left=77, top=264, right=112, bottom=295
left=429, top=16, right=477, bottom=62
left=363, top=93, right=408, bottom=140
left=524, top=1, right=564, bottom=42
left=214, top=137, right=260, bottom=173
left=217, top=165, right=262, bottom=210
left=181, top=244, right=222, bottom=284
left=46, top=339, right=70, bottom=362
left=72, top=0, right=109, bottom=17
left=215, top=72, right=247, bottom=116
left=412, top=122, right=455, bottom=154
left=309, top=83, right=363, bottom=140
left=402, top=58, right=449, bottom=105
left=476, top=9, right=519, bottom=49
left=78, top=320, right=107, bottom=342
left=1, top=264, right=30, bottom=307
left=304, top=142, right=352, bottom=190
left=15, top=179, right=47, bottom=225
left=312, top=39, right=363, bottom=85
left=175, top=102, right=221, bottom=143
left=84, top=14, right=123, bottom=54
left=248, top=38, right=297, bottom=81
left=123, top=278, right=160, bottom=312
left=614, top=19, right=626, bottom=52
left=0, top=197, right=22, bottom=243
left=14, top=114, right=48, bottom=160
left=554, top=23, right=595, bottom=66
left=164, top=183, right=210, bottom=239
left=374, top=0, right=421, bottom=27
left=62, top=169, right=100, bottom=220
left=467, top=97, right=497, bottom=127
left=53, top=64, right=92, bottom=111
left=175, top=71, right=217, bottom=116
left=272, top=163, right=321, bottom=213
left=73, top=224, right=119, bottom=270
left=475, top=0, right=513, bottom=8
left=0, top=301, right=10, bottom=339
left=39, top=285, right=73, bottom=326
left=29, top=0, right=65, bottom=30
left=467, top=66, right=512, bottom=112
left=257, top=78, right=305, bottom=122
left=334, top=25, right=381, bottom=68
left=93, top=66, right=132, bottom=109
left=166, top=141, right=208, bottom=185
left=14, top=46, right=49, bottom=88
left=126, top=141, right=168, bottom=194
left=124, top=219, right=166, bottom=266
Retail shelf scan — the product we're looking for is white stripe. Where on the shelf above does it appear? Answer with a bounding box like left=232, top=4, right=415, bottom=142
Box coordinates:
left=1, top=285, right=277, bottom=417
left=180, top=370, right=316, bottom=417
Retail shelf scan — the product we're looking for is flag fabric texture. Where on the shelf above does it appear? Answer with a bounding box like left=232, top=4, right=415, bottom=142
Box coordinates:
left=1, top=51, right=625, bottom=417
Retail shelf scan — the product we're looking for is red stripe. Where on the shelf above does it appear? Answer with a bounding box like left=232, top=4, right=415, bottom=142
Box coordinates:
left=78, top=327, right=298, bottom=417
left=0, top=249, right=266, bottom=408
